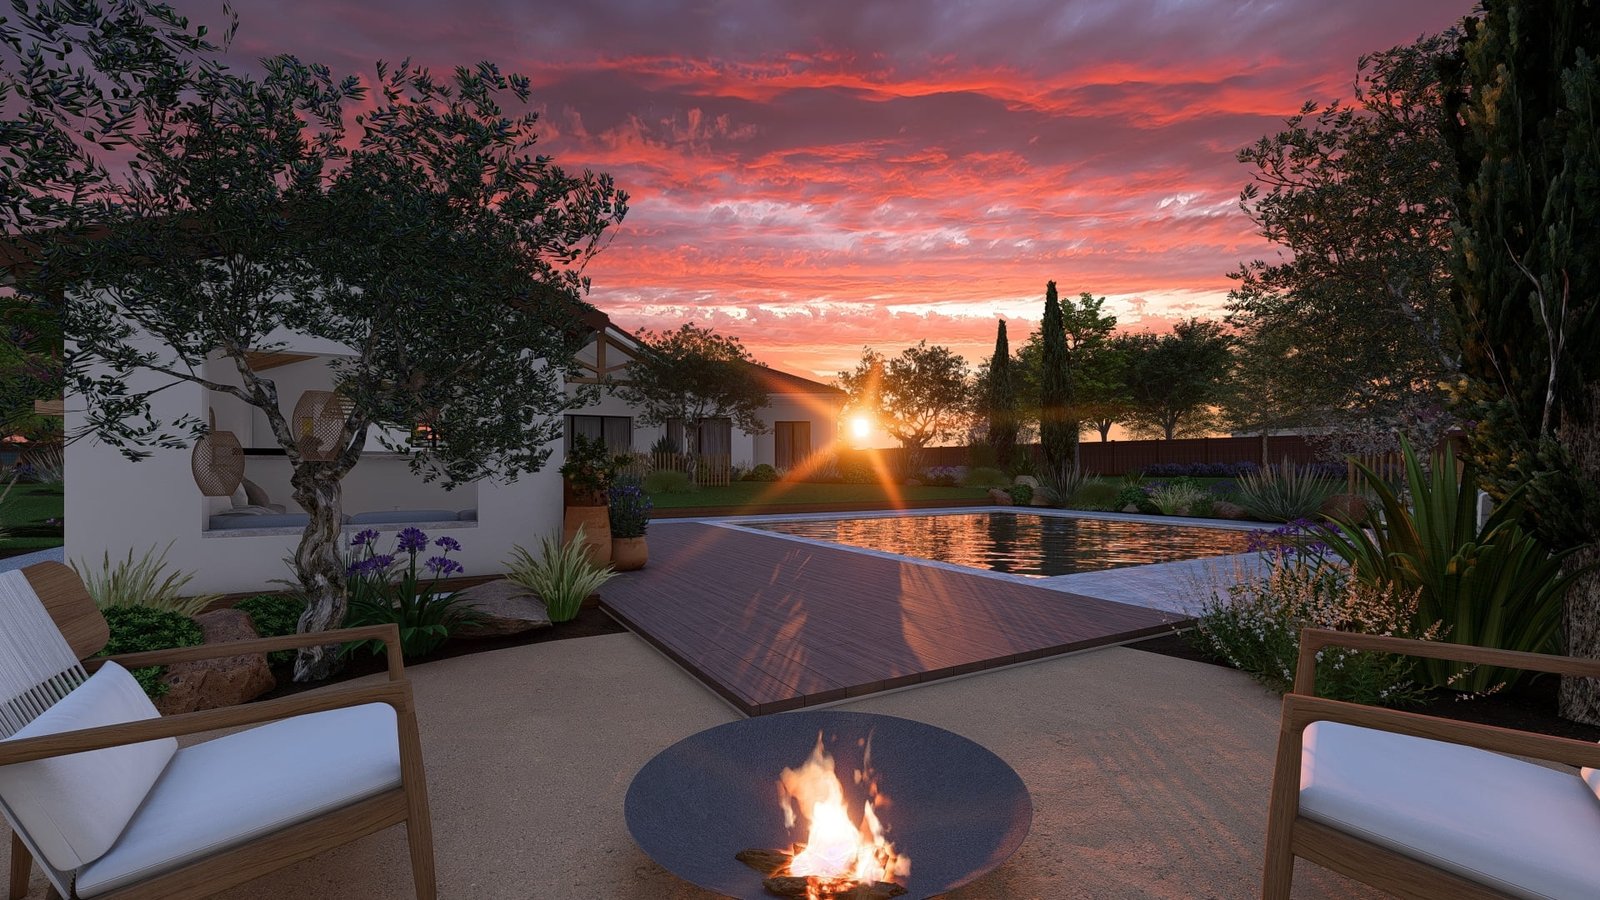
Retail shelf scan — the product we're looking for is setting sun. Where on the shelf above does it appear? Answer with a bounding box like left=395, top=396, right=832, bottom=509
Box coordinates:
left=849, top=414, right=873, bottom=442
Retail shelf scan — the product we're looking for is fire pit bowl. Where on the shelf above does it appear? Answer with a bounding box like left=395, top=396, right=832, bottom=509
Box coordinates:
left=625, top=710, right=1032, bottom=899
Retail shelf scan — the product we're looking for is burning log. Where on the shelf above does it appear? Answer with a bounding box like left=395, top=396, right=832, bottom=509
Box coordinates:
left=737, top=849, right=908, bottom=899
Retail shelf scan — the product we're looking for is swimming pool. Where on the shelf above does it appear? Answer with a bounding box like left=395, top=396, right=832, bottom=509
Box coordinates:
left=747, top=512, right=1254, bottom=577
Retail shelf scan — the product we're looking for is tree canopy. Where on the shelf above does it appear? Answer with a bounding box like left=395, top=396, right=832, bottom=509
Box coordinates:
left=838, top=341, right=970, bottom=475
left=1122, top=320, right=1234, bottom=440
left=2, top=0, right=231, bottom=434
left=1021, top=286, right=1121, bottom=453
left=1228, top=32, right=1460, bottom=453
left=1442, top=0, right=1600, bottom=721
left=61, top=51, right=627, bottom=679
left=615, top=323, right=770, bottom=449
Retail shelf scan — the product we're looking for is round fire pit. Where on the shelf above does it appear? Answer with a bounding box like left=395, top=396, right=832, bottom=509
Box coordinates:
left=625, top=710, right=1032, bottom=900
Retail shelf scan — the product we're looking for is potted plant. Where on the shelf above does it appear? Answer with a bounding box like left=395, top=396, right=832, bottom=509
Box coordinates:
left=558, top=434, right=627, bottom=565
left=608, top=476, right=653, bottom=571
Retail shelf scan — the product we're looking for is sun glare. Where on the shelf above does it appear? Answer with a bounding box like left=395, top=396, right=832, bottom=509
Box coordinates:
left=849, top=414, right=872, bottom=442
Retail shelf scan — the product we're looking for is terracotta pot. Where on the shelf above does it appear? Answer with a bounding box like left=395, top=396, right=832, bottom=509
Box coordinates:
left=612, top=536, right=648, bottom=571
left=562, top=505, right=611, bottom=566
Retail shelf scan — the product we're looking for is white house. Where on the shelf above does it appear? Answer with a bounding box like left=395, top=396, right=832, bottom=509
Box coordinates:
left=64, top=309, right=845, bottom=593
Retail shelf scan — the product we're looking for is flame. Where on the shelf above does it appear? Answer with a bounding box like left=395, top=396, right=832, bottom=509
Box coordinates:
left=778, top=733, right=910, bottom=889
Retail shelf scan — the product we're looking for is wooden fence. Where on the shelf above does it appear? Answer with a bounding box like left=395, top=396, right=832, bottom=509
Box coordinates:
left=619, top=452, right=733, bottom=488
left=874, top=436, right=1321, bottom=477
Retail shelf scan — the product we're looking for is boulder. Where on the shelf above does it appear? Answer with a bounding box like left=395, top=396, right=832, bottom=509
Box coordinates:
left=1012, top=475, right=1040, bottom=489
left=155, top=609, right=275, bottom=715
left=1122, top=503, right=1142, bottom=514
left=987, top=488, right=1015, bottom=506
left=1211, top=500, right=1250, bottom=520
left=452, top=579, right=553, bottom=638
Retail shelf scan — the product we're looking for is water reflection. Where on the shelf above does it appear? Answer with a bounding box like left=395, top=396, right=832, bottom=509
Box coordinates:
left=752, top=513, right=1253, bottom=578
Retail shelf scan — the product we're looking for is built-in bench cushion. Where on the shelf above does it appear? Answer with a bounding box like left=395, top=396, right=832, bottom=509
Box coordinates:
left=348, top=509, right=458, bottom=525
left=1300, top=721, right=1600, bottom=898
left=0, top=663, right=177, bottom=872
left=208, top=513, right=312, bottom=530
left=456, top=508, right=478, bottom=522
left=74, top=703, right=401, bottom=897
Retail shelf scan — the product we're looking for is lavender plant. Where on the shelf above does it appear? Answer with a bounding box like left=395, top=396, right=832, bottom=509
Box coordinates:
left=608, top=477, right=653, bottom=539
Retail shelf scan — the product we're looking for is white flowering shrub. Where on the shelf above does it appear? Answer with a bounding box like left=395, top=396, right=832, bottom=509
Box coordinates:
left=1189, top=554, right=1441, bottom=706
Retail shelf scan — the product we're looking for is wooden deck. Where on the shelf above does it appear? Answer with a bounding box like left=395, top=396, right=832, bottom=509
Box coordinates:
left=600, top=522, right=1186, bottom=715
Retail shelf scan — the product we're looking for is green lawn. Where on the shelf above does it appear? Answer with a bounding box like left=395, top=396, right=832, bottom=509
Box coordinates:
left=650, top=481, right=990, bottom=509
left=0, top=482, right=64, bottom=557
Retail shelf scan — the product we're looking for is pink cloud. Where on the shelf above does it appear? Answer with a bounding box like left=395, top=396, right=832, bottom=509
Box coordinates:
left=204, top=0, right=1473, bottom=372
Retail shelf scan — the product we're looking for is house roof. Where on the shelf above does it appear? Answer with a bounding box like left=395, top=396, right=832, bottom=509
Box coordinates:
left=746, top=363, right=846, bottom=397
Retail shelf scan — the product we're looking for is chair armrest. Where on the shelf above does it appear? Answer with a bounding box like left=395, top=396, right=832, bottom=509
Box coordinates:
left=1293, top=627, right=1600, bottom=694
left=0, top=680, right=411, bottom=767
left=1281, top=693, right=1600, bottom=770
left=89, top=623, right=406, bottom=681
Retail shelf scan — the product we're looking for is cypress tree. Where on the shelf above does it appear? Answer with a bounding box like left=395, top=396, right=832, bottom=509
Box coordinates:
left=1444, top=0, right=1600, bottom=721
left=1039, top=281, right=1073, bottom=481
left=984, top=320, right=1018, bottom=468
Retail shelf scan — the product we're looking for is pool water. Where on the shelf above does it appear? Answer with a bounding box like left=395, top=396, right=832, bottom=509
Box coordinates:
left=749, top=512, right=1254, bottom=577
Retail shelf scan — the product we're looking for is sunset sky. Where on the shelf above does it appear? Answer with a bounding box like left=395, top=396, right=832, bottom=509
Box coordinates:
left=217, top=0, right=1472, bottom=380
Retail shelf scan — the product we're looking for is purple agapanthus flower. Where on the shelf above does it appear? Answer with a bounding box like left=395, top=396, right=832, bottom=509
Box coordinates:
left=396, top=527, right=428, bottom=553
left=346, top=554, right=396, bottom=578
left=434, top=536, right=461, bottom=553
left=351, top=528, right=381, bottom=547
left=424, top=556, right=464, bottom=577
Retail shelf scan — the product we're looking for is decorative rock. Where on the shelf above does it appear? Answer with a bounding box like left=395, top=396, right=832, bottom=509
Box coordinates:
left=903, top=477, right=923, bottom=487
left=1211, top=500, right=1250, bottom=520
left=1122, top=503, right=1142, bottom=514
left=987, top=488, right=1015, bottom=506
left=452, top=579, right=553, bottom=638
left=1013, top=475, right=1039, bottom=489
left=155, top=609, right=275, bottom=715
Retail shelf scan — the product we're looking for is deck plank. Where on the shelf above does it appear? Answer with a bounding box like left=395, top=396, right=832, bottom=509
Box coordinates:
left=600, top=522, right=1186, bottom=715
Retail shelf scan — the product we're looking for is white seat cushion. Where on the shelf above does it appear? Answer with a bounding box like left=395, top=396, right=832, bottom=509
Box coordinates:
left=74, top=703, right=402, bottom=897
left=0, top=663, right=177, bottom=872
left=1301, top=721, right=1600, bottom=899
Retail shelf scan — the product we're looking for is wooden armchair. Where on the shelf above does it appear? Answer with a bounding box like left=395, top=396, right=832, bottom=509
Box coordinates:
left=1263, top=627, right=1600, bottom=899
left=1, top=562, right=436, bottom=900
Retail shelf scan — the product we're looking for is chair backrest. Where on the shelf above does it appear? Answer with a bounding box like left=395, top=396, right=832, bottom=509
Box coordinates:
left=0, top=562, right=107, bottom=739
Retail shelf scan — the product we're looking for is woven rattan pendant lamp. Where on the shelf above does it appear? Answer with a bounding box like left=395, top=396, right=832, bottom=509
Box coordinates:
left=191, top=409, right=245, bottom=497
left=292, top=389, right=353, bottom=461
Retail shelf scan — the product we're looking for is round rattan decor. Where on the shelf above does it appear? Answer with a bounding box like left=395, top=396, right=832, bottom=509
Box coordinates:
left=191, top=421, right=245, bottom=497
left=292, top=389, right=353, bottom=462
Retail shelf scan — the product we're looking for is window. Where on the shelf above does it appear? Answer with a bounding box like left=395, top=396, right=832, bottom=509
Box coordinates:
left=565, top=415, right=632, bottom=454
left=664, top=417, right=731, bottom=457
left=774, top=421, right=812, bottom=470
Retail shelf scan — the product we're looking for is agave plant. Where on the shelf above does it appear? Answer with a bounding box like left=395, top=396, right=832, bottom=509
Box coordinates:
left=73, top=542, right=220, bottom=616
left=1235, top=458, right=1341, bottom=522
left=1034, top=466, right=1091, bottom=508
left=505, top=525, right=617, bottom=622
left=1315, top=438, right=1582, bottom=691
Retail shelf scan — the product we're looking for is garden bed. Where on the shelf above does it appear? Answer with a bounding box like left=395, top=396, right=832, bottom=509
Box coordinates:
left=255, top=605, right=626, bottom=701
left=1130, top=631, right=1600, bottom=742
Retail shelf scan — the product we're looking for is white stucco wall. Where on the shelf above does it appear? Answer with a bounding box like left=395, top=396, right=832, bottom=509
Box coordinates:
left=67, top=341, right=563, bottom=595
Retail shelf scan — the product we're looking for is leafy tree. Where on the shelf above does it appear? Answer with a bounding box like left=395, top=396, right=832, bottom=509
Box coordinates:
left=982, top=320, right=1018, bottom=468
left=1228, top=32, right=1460, bottom=451
left=1441, top=0, right=1600, bottom=721
left=65, top=57, right=627, bottom=680
left=1123, top=319, right=1234, bottom=440
left=1, top=1, right=231, bottom=433
left=1221, top=322, right=1318, bottom=460
left=1026, top=285, right=1119, bottom=469
left=615, top=323, right=770, bottom=453
left=838, top=341, right=970, bottom=477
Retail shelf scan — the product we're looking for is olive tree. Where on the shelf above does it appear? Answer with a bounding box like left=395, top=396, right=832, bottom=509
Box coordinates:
left=839, top=341, right=970, bottom=477
left=65, top=56, right=627, bottom=680
left=614, top=323, right=769, bottom=454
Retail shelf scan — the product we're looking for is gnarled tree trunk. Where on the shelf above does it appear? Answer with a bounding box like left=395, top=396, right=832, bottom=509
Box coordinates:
left=1559, top=383, right=1600, bottom=724
left=289, top=460, right=350, bottom=682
